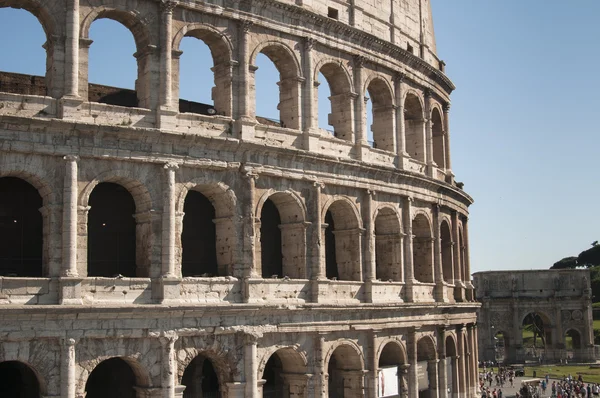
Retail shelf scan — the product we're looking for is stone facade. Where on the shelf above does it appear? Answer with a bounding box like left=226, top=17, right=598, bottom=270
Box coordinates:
left=474, top=270, right=595, bottom=364
left=0, top=0, right=478, bottom=397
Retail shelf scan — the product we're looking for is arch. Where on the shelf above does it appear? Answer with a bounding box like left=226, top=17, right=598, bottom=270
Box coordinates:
left=457, top=225, right=466, bottom=283
left=412, top=213, right=434, bottom=283
left=0, top=163, right=57, bottom=206
left=181, top=190, right=218, bottom=277
left=79, top=170, right=154, bottom=214
left=81, top=7, right=151, bottom=50
left=440, top=219, right=453, bottom=283
left=323, top=198, right=363, bottom=281
left=0, top=1, right=57, bottom=38
left=259, top=346, right=308, bottom=397
left=173, top=23, right=234, bottom=116
left=565, top=328, right=582, bottom=350
left=258, top=346, right=308, bottom=378
left=0, top=360, right=46, bottom=397
left=377, top=339, right=407, bottom=367
left=181, top=354, right=221, bottom=398
left=315, top=60, right=355, bottom=142
left=325, top=341, right=365, bottom=397
left=416, top=335, right=437, bottom=397
left=0, top=177, right=43, bottom=277
left=324, top=341, right=365, bottom=372
left=250, top=41, right=302, bottom=129
left=176, top=181, right=236, bottom=218
left=431, top=107, right=446, bottom=169
left=84, top=357, right=151, bottom=398
left=521, top=311, right=552, bottom=351
left=365, top=76, right=395, bottom=152
left=417, top=335, right=437, bottom=361
left=444, top=335, right=458, bottom=397
left=176, top=344, right=235, bottom=388
left=256, top=190, right=307, bottom=279
left=374, top=206, right=403, bottom=282
left=404, top=92, right=425, bottom=163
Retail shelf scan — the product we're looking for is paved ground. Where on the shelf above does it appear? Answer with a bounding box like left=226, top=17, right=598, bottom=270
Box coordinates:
left=478, top=374, right=552, bottom=398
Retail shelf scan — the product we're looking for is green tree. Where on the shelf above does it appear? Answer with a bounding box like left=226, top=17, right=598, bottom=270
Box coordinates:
left=578, top=245, right=600, bottom=267
left=551, top=256, right=578, bottom=269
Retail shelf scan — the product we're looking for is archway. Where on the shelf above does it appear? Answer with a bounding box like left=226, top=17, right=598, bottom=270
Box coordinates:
left=317, top=63, right=353, bottom=142
left=445, top=336, right=458, bottom=398
left=416, top=336, right=437, bottom=398
left=182, top=190, right=218, bottom=277
left=0, top=177, right=43, bottom=277
left=0, top=361, right=42, bottom=398
left=85, top=358, right=137, bottom=398
left=374, top=208, right=402, bottom=282
left=440, top=220, right=453, bottom=283
left=366, top=78, right=394, bottom=152
left=261, top=348, right=308, bottom=398
left=181, top=355, right=220, bottom=398
left=404, top=93, right=425, bottom=163
left=565, top=329, right=582, bottom=350
left=521, top=312, right=551, bottom=360
left=260, top=198, right=283, bottom=278
left=378, top=342, right=407, bottom=398
left=327, top=344, right=364, bottom=398
left=493, top=330, right=508, bottom=363
left=412, top=214, right=433, bottom=283
left=431, top=108, right=446, bottom=168
left=87, top=182, right=136, bottom=277
left=324, top=200, right=361, bottom=281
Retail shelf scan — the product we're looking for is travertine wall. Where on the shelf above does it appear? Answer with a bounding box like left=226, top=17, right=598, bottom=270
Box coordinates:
left=0, top=0, right=478, bottom=397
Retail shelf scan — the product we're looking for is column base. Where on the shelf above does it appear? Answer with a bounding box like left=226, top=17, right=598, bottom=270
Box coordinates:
left=58, top=96, right=84, bottom=120
left=303, top=128, right=322, bottom=151
left=59, top=277, right=83, bottom=305
left=234, top=117, right=257, bottom=141
left=153, top=277, right=181, bottom=303
left=355, top=142, right=371, bottom=162
left=435, top=282, right=450, bottom=303
left=156, top=106, right=179, bottom=130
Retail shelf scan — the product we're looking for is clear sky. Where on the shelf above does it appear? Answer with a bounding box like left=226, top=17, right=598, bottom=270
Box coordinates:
left=1, top=2, right=599, bottom=274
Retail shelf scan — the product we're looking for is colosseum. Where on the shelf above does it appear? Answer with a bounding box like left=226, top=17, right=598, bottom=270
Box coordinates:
left=0, top=0, right=478, bottom=397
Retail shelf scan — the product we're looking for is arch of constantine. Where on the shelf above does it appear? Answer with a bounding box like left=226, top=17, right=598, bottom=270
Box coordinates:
left=0, top=0, right=479, bottom=396
left=474, top=270, right=594, bottom=365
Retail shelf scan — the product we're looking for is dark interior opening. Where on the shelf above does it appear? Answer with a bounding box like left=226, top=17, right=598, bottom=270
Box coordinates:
left=85, top=358, right=136, bottom=398
left=0, top=177, right=43, bottom=277
left=0, top=361, right=41, bottom=398
left=181, top=356, right=220, bottom=398
left=325, top=210, right=338, bottom=279
left=260, top=199, right=283, bottom=278
left=182, top=190, right=218, bottom=277
left=88, top=182, right=136, bottom=277
left=263, top=353, right=284, bottom=398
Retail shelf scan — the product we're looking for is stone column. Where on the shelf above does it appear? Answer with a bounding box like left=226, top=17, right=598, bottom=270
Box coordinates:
left=234, top=21, right=256, bottom=138
left=442, top=103, right=453, bottom=181
left=408, top=328, right=419, bottom=398
left=62, top=155, right=79, bottom=277
left=428, top=359, right=440, bottom=398
left=399, top=364, right=410, bottom=398
left=451, top=356, right=460, bottom=398
left=311, top=182, right=325, bottom=302
left=63, top=0, right=79, bottom=98
left=457, top=326, right=467, bottom=398
left=316, top=334, right=327, bottom=397
left=160, top=333, right=179, bottom=398
left=433, top=204, right=446, bottom=302
left=402, top=197, right=415, bottom=302
left=394, top=73, right=407, bottom=167
left=369, top=331, right=379, bottom=398
left=162, top=162, right=179, bottom=277
left=438, top=329, right=448, bottom=398
left=61, top=338, right=77, bottom=398
left=451, top=211, right=464, bottom=301
left=158, top=1, right=177, bottom=110
left=365, top=190, right=376, bottom=302
left=302, top=38, right=319, bottom=150
left=223, top=382, right=246, bottom=398
left=244, top=333, right=259, bottom=398
left=353, top=56, right=368, bottom=160
left=469, top=324, right=478, bottom=396
left=424, top=90, right=435, bottom=177
left=463, top=218, right=474, bottom=300
left=240, top=170, right=258, bottom=302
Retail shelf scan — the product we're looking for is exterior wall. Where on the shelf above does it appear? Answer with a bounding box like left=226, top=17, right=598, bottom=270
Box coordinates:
left=0, top=0, right=478, bottom=397
left=474, top=270, right=595, bottom=364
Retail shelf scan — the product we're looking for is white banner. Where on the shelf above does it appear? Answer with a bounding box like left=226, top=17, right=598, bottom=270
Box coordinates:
left=378, top=366, right=399, bottom=398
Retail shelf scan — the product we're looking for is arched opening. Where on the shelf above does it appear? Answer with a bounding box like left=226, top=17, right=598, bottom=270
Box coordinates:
left=416, top=337, right=436, bottom=398
left=181, top=355, right=220, bottom=398
left=0, top=361, right=42, bottom=398
left=404, top=93, right=425, bottom=163
left=178, top=36, right=215, bottom=114
left=0, top=177, right=43, bottom=277
left=87, top=18, right=139, bottom=107
left=318, top=64, right=353, bottom=142
left=262, top=348, right=308, bottom=398
left=458, top=227, right=465, bottom=283
left=0, top=7, right=48, bottom=96
left=176, top=28, right=232, bottom=116
left=85, top=358, right=137, bottom=398
left=324, top=201, right=361, bottom=281
left=412, top=214, right=433, bottom=283
left=260, top=198, right=283, bottom=278
left=493, top=330, right=508, bottom=363
left=431, top=108, right=446, bottom=168
left=182, top=190, right=218, bottom=277
left=327, top=345, right=364, bottom=398
left=565, top=329, right=582, bottom=350
left=366, top=78, right=394, bottom=152
left=378, top=342, right=407, bottom=398
left=522, top=312, right=551, bottom=358
left=440, top=220, right=453, bottom=283
left=87, top=183, right=136, bottom=277
left=374, top=208, right=402, bottom=282
left=445, top=337, right=458, bottom=397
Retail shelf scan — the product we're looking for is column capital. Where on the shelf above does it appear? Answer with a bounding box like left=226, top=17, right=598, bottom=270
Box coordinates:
left=366, top=189, right=376, bottom=197
left=354, top=55, right=366, bottom=68
left=240, top=20, right=254, bottom=32
left=393, top=72, right=406, bottom=84
left=443, top=102, right=451, bottom=113
left=424, top=88, right=433, bottom=99
left=62, top=337, right=78, bottom=346
left=304, top=37, right=318, bottom=51
left=158, top=0, right=178, bottom=12
left=312, top=180, right=325, bottom=189
left=164, top=162, right=180, bottom=171
left=158, top=331, right=179, bottom=345
left=63, top=154, right=79, bottom=162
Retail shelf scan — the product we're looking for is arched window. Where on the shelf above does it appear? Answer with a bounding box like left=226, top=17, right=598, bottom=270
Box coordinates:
left=0, top=7, right=47, bottom=96
left=445, top=337, right=458, bottom=397
left=367, top=78, right=395, bottom=152
left=182, top=190, right=218, bottom=277
left=432, top=108, right=446, bottom=168
left=0, top=177, right=43, bottom=277
left=416, top=337, right=437, bottom=397
left=178, top=36, right=215, bottom=114
left=440, top=220, right=453, bottom=283
left=375, top=208, right=402, bottom=282
left=262, top=348, right=307, bottom=397
left=565, top=329, right=582, bottom=350
left=181, top=355, right=220, bottom=397
left=85, top=358, right=137, bottom=398
left=260, top=198, right=283, bottom=278
left=0, top=361, right=42, bottom=398
left=412, top=214, right=433, bottom=283
left=324, top=201, right=361, bottom=281
left=378, top=342, right=407, bottom=398
left=317, top=64, right=353, bottom=142
left=328, top=345, right=364, bottom=397
left=404, top=93, right=425, bottom=163
left=87, top=183, right=136, bottom=277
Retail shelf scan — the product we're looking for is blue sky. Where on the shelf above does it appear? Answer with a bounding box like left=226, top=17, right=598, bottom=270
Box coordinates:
left=1, top=2, right=599, bottom=273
